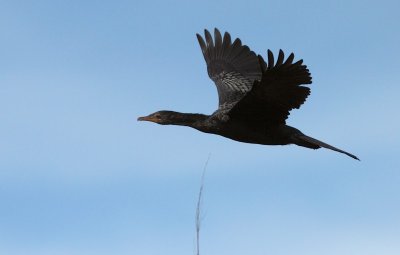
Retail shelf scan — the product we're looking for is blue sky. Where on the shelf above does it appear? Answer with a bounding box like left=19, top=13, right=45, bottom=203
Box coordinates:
left=1, top=0, right=399, bottom=254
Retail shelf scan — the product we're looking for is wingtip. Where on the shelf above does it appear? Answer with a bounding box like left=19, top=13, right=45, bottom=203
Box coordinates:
left=214, top=27, right=221, bottom=36
left=284, top=53, right=295, bottom=65
left=258, top=55, right=267, bottom=71
left=222, top=31, right=231, bottom=46
left=267, top=50, right=274, bottom=69
left=204, top=29, right=213, bottom=46
left=214, top=28, right=222, bottom=47
left=276, top=49, right=284, bottom=66
left=196, top=33, right=206, bottom=52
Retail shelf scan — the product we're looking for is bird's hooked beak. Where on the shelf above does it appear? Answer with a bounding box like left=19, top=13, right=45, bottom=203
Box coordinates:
left=137, top=115, right=158, bottom=123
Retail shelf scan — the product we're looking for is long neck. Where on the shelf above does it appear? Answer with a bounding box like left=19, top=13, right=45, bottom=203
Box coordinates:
left=169, top=112, right=209, bottom=127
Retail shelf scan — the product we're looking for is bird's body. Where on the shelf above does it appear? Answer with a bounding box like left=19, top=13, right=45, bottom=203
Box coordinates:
left=195, top=115, right=297, bottom=146
left=138, top=29, right=359, bottom=160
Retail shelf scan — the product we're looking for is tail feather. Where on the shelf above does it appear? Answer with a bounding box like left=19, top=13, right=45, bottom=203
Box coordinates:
left=296, top=135, right=360, bottom=160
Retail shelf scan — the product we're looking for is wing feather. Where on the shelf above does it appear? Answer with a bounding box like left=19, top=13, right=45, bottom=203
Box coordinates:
left=197, top=29, right=262, bottom=112
left=228, top=50, right=312, bottom=125
left=276, top=49, right=284, bottom=66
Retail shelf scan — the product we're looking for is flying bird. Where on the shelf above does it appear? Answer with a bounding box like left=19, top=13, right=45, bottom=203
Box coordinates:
left=138, top=29, right=359, bottom=160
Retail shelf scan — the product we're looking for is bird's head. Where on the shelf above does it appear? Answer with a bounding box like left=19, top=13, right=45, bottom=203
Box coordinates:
left=138, top=111, right=182, bottom=125
left=138, top=111, right=208, bottom=127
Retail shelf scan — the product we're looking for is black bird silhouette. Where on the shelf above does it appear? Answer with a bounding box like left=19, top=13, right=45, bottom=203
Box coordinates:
left=138, top=29, right=359, bottom=160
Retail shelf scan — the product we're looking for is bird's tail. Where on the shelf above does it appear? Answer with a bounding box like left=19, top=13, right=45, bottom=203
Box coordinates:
left=294, top=134, right=360, bottom=160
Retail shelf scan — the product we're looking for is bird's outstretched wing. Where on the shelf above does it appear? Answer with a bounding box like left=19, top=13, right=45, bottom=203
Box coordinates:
left=197, top=29, right=262, bottom=112
left=228, top=50, right=312, bottom=125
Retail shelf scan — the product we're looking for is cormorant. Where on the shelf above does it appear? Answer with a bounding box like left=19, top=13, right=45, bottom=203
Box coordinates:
left=138, top=29, right=359, bottom=160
